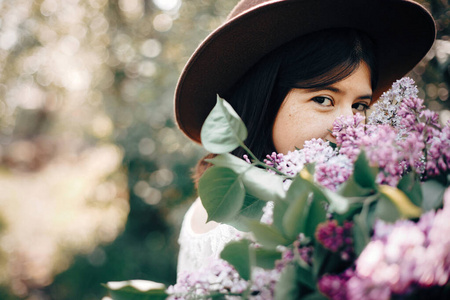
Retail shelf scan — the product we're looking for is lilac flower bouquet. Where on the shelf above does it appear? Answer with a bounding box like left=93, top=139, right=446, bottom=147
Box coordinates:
left=106, top=78, right=449, bottom=300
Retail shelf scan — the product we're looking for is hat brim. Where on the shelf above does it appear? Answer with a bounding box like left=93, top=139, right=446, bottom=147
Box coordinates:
left=175, top=0, right=435, bottom=144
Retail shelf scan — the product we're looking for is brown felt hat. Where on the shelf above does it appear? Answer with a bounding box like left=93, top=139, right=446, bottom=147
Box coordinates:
left=175, top=0, right=436, bottom=144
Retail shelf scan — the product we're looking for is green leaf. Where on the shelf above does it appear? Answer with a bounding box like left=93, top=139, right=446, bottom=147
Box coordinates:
left=421, top=179, right=446, bottom=211
left=208, top=153, right=286, bottom=202
left=248, top=221, right=290, bottom=249
left=397, top=172, right=423, bottom=207
left=254, top=247, right=282, bottom=269
left=272, top=199, right=289, bottom=235
left=274, top=264, right=299, bottom=300
left=353, top=150, right=378, bottom=189
left=333, top=200, right=364, bottom=225
left=328, top=141, right=337, bottom=150
left=305, top=163, right=316, bottom=176
left=312, top=241, right=328, bottom=277
left=338, top=174, right=374, bottom=197
left=283, top=177, right=311, bottom=239
left=105, top=281, right=167, bottom=300
left=227, top=193, right=266, bottom=232
left=201, top=96, right=247, bottom=154
left=322, top=189, right=349, bottom=215
left=378, top=185, right=422, bottom=219
left=352, top=213, right=370, bottom=256
left=281, top=174, right=328, bottom=240
left=296, top=264, right=316, bottom=291
left=303, top=192, right=328, bottom=239
left=220, top=240, right=252, bottom=281
left=198, top=167, right=245, bottom=223
left=302, top=292, right=329, bottom=300
left=374, top=194, right=401, bottom=222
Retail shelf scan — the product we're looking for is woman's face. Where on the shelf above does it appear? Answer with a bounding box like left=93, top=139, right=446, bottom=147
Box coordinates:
left=272, top=62, right=372, bottom=154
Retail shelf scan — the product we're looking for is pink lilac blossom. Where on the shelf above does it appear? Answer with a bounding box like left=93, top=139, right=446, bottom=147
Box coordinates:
left=314, top=155, right=353, bottom=191
left=345, top=188, right=450, bottom=299
left=361, top=124, right=406, bottom=186
left=332, top=114, right=365, bottom=161
left=396, top=130, right=426, bottom=173
left=264, top=139, right=353, bottom=191
left=275, top=236, right=314, bottom=272
left=332, top=115, right=407, bottom=186
left=275, top=248, right=294, bottom=272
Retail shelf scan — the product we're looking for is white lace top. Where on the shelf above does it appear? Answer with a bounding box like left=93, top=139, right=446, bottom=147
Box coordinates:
left=177, top=199, right=244, bottom=275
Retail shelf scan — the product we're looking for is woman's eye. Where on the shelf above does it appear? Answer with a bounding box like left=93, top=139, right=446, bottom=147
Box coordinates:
left=312, top=96, right=333, bottom=107
left=352, top=102, right=369, bottom=112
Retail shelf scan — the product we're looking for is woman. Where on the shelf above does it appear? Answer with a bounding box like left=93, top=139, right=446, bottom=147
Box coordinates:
left=174, top=0, right=435, bottom=275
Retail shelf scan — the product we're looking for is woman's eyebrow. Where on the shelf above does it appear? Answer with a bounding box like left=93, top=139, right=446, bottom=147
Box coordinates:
left=358, top=95, right=373, bottom=101
left=307, top=86, right=341, bottom=93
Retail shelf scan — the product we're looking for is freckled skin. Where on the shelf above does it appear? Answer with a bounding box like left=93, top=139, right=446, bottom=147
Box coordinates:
left=272, top=62, right=373, bottom=154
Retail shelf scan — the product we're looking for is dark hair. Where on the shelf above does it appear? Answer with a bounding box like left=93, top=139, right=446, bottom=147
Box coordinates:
left=193, top=28, right=378, bottom=186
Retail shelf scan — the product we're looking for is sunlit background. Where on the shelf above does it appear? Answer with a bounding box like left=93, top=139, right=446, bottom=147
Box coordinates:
left=0, top=0, right=448, bottom=299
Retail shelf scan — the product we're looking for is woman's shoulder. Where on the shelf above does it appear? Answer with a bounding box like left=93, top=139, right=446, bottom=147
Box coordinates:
left=177, top=197, right=244, bottom=274
left=179, top=197, right=233, bottom=237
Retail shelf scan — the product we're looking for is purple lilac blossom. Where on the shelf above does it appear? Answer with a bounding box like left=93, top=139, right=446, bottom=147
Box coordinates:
left=275, top=236, right=314, bottom=272
left=315, top=220, right=354, bottom=260
left=265, top=139, right=335, bottom=176
left=318, top=269, right=354, bottom=300
left=425, top=121, right=450, bottom=177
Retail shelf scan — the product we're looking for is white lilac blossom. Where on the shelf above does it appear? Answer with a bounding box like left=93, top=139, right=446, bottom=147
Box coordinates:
left=248, top=268, right=280, bottom=300
left=260, top=201, right=274, bottom=225
left=168, top=259, right=247, bottom=299
left=168, top=258, right=280, bottom=300
left=368, top=77, right=418, bottom=129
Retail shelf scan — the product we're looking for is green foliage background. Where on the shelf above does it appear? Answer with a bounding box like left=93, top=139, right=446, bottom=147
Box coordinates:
left=0, top=1, right=448, bottom=299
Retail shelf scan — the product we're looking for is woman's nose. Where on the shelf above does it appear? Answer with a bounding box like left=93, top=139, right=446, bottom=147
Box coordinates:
left=338, top=105, right=354, bottom=118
